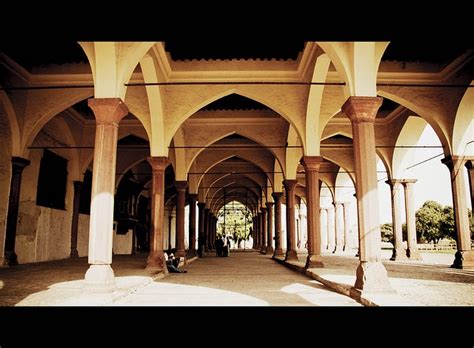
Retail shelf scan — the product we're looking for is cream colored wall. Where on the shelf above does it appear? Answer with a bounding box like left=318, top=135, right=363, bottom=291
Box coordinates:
left=113, top=229, right=133, bottom=255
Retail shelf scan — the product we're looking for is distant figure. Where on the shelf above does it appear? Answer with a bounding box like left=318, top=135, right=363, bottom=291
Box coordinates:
left=222, top=236, right=231, bottom=257
left=216, top=236, right=224, bottom=256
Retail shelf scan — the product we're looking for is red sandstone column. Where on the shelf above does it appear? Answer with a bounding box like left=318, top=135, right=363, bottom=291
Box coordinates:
left=3, top=157, right=30, bottom=266
left=302, top=156, right=324, bottom=268
left=386, top=179, right=408, bottom=260
left=333, top=201, right=344, bottom=253
left=266, top=202, right=275, bottom=254
left=204, top=208, right=209, bottom=251
left=260, top=208, right=268, bottom=254
left=465, top=160, right=474, bottom=226
left=175, top=181, right=187, bottom=258
left=85, top=98, right=128, bottom=290
left=272, top=192, right=284, bottom=257
left=442, top=156, right=474, bottom=269
left=342, top=202, right=351, bottom=251
left=255, top=213, right=261, bottom=250
left=342, top=96, right=392, bottom=293
left=188, top=194, right=198, bottom=257
left=70, top=181, right=83, bottom=258
left=145, top=157, right=170, bottom=273
left=284, top=180, right=298, bottom=261
left=402, top=180, right=422, bottom=260
left=197, top=202, right=206, bottom=257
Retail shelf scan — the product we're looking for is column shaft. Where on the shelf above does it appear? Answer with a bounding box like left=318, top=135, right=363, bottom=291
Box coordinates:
left=387, top=180, right=408, bottom=260
left=188, top=194, right=197, bottom=257
left=333, top=202, right=344, bottom=253
left=84, top=98, right=128, bottom=290
left=342, top=96, right=392, bottom=292
left=442, top=156, right=474, bottom=268
left=197, top=203, right=206, bottom=257
left=403, top=180, right=422, bottom=260
left=175, top=181, right=187, bottom=258
left=260, top=208, right=268, bottom=253
left=272, top=192, right=284, bottom=257
left=302, top=156, right=324, bottom=268
left=266, top=202, right=274, bottom=254
left=3, top=157, right=30, bottom=266
left=70, top=181, right=83, bottom=258
left=284, top=180, right=298, bottom=261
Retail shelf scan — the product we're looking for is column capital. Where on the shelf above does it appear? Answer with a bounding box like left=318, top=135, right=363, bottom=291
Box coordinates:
left=441, top=155, right=468, bottom=171
left=73, top=180, right=83, bottom=190
left=465, top=159, right=474, bottom=170
left=88, top=98, right=129, bottom=125
left=197, top=202, right=206, bottom=208
left=333, top=201, right=344, bottom=207
left=147, top=156, right=170, bottom=172
left=301, top=156, right=324, bottom=171
left=188, top=193, right=198, bottom=202
left=385, top=179, right=404, bottom=188
left=175, top=180, right=188, bottom=191
left=11, top=157, right=30, bottom=173
left=272, top=192, right=283, bottom=201
left=341, top=96, right=383, bottom=123
left=266, top=201, right=274, bottom=208
left=284, top=179, right=297, bottom=191
left=402, top=179, right=417, bottom=185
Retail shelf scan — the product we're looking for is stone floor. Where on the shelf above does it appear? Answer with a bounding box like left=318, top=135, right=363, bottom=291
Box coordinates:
left=0, top=249, right=472, bottom=306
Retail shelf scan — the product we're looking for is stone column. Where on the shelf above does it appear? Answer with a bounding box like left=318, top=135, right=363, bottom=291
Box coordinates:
left=260, top=208, right=268, bottom=253
left=320, top=208, right=328, bottom=252
left=442, top=156, right=474, bottom=269
left=302, top=156, right=324, bottom=268
left=188, top=194, right=197, bottom=257
left=386, top=180, right=408, bottom=260
left=333, top=201, right=344, bottom=253
left=210, top=215, right=216, bottom=250
left=3, top=157, right=30, bottom=266
left=327, top=206, right=335, bottom=251
left=197, top=202, right=206, bottom=257
left=255, top=212, right=261, bottom=250
left=342, top=202, right=351, bottom=251
left=175, top=181, right=187, bottom=258
left=84, top=98, right=128, bottom=290
left=402, top=179, right=422, bottom=260
left=284, top=180, right=298, bottom=261
left=466, top=160, right=474, bottom=225
left=342, top=96, right=392, bottom=293
left=266, top=202, right=274, bottom=254
left=70, top=181, right=83, bottom=258
left=272, top=192, right=284, bottom=257
left=145, top=156, right=170, bottom=274
left=204, top=208, right=210, bottom=252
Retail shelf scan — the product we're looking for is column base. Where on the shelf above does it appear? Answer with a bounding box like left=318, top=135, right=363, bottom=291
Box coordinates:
left=187, top=249, right=196, bottom=257
left=204, top=246, right=209, bottom=252
left=390, top=248, right=408, bottom=261
left=333, top=245, right=344, bottom=253
left=266, top=246, right=274, bottom=254
left=451, top=250, right=474, bottom=269
left=305, top=254, right=324, bottom=269
left=273, top=248, right=284, bottom=258
left=285, top=249, right=298, bottom=261
left=407, top=248, right=422, bottom=260
left=70, top=249, right=80, bottom=258
left=146, top=252, right=166, bottom=273
left=84, top=264, right=116, bottom=293
left=3, top=250, right=18, bottom=266
left=260, top=245, right=268, bottom=254
left=354, top=261, right=394, bottom=293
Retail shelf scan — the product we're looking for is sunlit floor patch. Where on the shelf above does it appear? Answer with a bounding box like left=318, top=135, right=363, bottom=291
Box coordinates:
left=114, top=282, right=270, bottom=306
left=280, top=282, right=361, bottom=306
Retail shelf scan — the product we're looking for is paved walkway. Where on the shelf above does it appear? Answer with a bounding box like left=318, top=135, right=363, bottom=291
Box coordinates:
left=0, top=251, right=360, bottom=306
left=115, top=251, right=360, bottom=306
left=280, top=249, right=474, bottom=306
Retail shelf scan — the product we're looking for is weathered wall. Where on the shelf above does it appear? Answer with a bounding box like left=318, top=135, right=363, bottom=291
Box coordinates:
left=113, top=229, right=133, bottom=255
left=77, top=214, right=90, bottom=257
left=16, top=205, right=71, bottom=263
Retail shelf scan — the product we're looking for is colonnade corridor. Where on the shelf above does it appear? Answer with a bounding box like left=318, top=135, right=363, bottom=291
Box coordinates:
left=114, top=251, right=361, bottom=306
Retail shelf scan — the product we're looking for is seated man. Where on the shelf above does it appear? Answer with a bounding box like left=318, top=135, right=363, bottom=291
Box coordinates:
left=164, top=250, right=187, bottom=273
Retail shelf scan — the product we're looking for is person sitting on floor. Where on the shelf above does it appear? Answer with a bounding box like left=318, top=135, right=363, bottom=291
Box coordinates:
left=164, top=249, right=187, bottom=273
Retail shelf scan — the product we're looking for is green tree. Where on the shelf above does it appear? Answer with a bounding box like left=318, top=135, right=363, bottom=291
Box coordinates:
left=440, top=206, right=455, bottom=241
left=380, top=223, right=393, bottom=244
left=415, top=200, right=443, bottom=244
